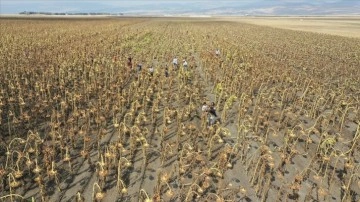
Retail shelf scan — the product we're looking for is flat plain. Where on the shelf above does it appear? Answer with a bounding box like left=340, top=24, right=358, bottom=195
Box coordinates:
left=224, top=16, right=360, bottom=38
left=0, top=16, right=359, bottom=202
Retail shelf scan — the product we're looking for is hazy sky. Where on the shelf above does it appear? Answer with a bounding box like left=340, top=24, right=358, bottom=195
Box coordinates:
left=1, top=0, right=359, bottom=15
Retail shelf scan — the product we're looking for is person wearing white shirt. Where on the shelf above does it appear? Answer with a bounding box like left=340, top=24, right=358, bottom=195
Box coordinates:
left=149, top=66, right=154, bottom=76
left=215, top=49, right=220, bottom=56
left=202, top=102, right=208, bottom=112
left=172, top=57, right=178, bottom=69
left=183, top=59, right=188, bottom=70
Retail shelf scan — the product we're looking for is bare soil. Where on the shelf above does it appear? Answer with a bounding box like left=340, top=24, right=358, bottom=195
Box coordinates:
left=0, top=17, right=359, bottom=202
left=221, top=16, right=360, bottom=38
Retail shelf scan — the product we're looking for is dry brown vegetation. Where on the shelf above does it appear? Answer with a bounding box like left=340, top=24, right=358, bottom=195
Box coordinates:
left=0, top=17, right=359, bottom=202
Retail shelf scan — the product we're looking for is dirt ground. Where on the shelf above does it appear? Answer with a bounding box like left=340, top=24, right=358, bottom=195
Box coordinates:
left=0, top=17, right=359, bottom=202
left=220, top=16, right=360, bottom=38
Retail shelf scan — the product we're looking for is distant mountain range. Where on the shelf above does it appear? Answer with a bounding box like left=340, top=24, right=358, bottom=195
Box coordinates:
left=5, top=1, right=360, bottom=16
left=100, top=1, right=360, bottom=16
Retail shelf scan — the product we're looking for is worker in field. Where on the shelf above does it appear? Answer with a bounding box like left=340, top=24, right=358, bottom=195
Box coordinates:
left=127, top=55, right=133, bottom=70
left=201, top=102, right=209, bottom=127
left=134, top=62, right=142, bottom=79
left=183, top=59, right=188, bottom=71
left=136, top=62, right=142, bottom=72
left=165, top=67, right=169, bottom=77
left=215, top=49, right=220, bottom=56
left=208, top=102, right=220, bottom=125
left=202, top=102, right=209, bottom=115
left=148, top=66, right=154, bottom=76
left=172, top=56, right=178, bottom=70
